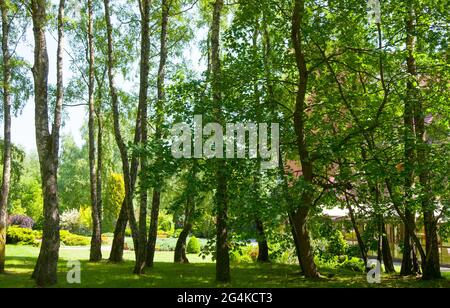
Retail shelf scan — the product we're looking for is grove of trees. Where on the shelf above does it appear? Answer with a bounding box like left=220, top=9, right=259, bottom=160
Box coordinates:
left=0, top=0, right=449, bottom=287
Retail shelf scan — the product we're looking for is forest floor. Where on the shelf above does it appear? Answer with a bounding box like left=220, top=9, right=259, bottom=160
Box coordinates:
left=1, top=245, right=450, bottom=288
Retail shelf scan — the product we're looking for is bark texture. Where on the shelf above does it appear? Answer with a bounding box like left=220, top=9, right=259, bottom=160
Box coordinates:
left=291, top=0, right=319, bottom=278
left=0, top=1, right=12, bottom=274
left=146, top=0, right=169, bottom=268
left=31, top=0, right=64, bottom=287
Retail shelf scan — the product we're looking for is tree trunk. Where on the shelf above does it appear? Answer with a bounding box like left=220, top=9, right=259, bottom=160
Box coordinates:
left=174, top=222, right=191, bottom=264
left=0, top=1, right=12, bottom=274
left=103, top=0, right=139, bottom=259
left=134, top=0, right=152, bottom=275
left=407, top=0, right=440, bottom=280
left=401, top=211, right=417, bottom=276
left=174, top=199, right=193, bottom=264
left=345, top=197, right=368, bottom=267
left=88, top=0, right=102, bottom=263
left=146, top=190, right=160, bottom=267
left=210, top=0, right=230, bottom=283
left=381, top=222, right=395, bottom=273
left=255, top=219, right=270, bottom=263
left=31, top=0, right=64, bottom=287
left=109, top=202, right=127, bottom=262
left=146, top=0, right=169, bottom=268
left=400, top=0, right=419, bottom=277
left=291, top=0, right=319, bottom=279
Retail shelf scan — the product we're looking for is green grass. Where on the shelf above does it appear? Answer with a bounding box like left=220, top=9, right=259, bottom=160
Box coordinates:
left=1, top=245, right=450, bottom=288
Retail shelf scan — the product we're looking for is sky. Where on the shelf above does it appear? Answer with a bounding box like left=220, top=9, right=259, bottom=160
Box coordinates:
left=9, top=27, right=85, bottom=153
left=4, top=7, right=206, bottom=154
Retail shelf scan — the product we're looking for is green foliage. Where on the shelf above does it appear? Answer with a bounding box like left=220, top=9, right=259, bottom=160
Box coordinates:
left=230, top=245, right=259, bottom=264
left=60, top=208, right=91, bottom=236
left=58, top=136, right=90, bottom=212
left=103, top=173, right=125, bottom=232
left=9, top=153, right=43, bottom=224
left=187, top=236, right=201, bottom=254
left=60, top=230, right=90, bottom=246
left=158, top=211, right=175, bottom=233
left=6, top=227, right=39, bottom=246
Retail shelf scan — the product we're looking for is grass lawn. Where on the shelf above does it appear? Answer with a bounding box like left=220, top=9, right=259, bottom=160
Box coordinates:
left=1, top=245, right=450, bottom=288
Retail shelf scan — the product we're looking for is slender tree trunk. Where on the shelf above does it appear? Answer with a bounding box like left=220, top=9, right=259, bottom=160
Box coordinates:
left=88, top=0, right=102, bottom=262
left=210, top=0, right=230, bottom=283
left=0, top=1, right=12, bottom=274
left=291, top=0, right=319, bottom=279
left=109, top=202, right=127, bottom=262
left=174, top=199, right=193, bottom=264
left=31, top=0, right=64, bottom=287
left=255, top=219, right=270, bottom=263
left=344, top=197, right=368, bottom=267
left=417, top=127, right=441, bottom=280
left=146, top=0, right=169, bottom=268
left=401, top=0, right=419, bottom=277
left=381, top=221, right=395, bottom=273
left=174, top=222, right=191, bottom=264
left=103, top=0, right=139, bottom=259
left=134, top=0, right=152, bottom=275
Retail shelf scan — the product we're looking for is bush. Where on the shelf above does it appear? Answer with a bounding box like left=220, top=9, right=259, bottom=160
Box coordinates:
left=8, top=215, right=34, bottom=229
left=346, top=244, right=363, bottom=258
left=338, top=256, right=365, bottom=272
left=158, top=212, right=174, bottom=233
left=328, top=230, right=348, bottom=256
left=6, top=226, right=39, bottom=246
left=230, top=246, right=257, bottom=264
left=60, top=209, right=90, bottom=235
left=125, top=228, right=132, bottom=237
left=60, top=230, right=90, bottom=246
left=187, top=236, right=201, bottom=254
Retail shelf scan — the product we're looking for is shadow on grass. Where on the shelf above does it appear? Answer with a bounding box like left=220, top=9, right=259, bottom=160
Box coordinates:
left=1, top=254, right=450, bottom=288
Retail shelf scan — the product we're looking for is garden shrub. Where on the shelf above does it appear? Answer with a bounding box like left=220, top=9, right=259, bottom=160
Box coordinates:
left=328, top=230, right=348, bottom=256
left=60, top=230, right=90, bottom=246
left=60, top=209, right=90, bottom=235
left=125, top=228, right=132, bottom=237
left=6, top=226, right=39, bottom=246
left=187, top=236, right=201, bottom=254
left=337, top=256, right=365, bottom=272
left=8, top=215, right=34, bottom=229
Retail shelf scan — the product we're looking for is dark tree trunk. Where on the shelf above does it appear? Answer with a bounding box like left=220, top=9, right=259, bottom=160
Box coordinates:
left=381, top=222, right=395, bottom=273
left=146, top=0, right=169, bottom=268
left=146, top=190, right=160, bottom=267
left=255, top=219, right=270, bottom=263
left=31, top=0, right=64, bottom=287
left=210, top=0, right=230, bottom=283
left=103, top=0, right=139, bottom=259
left=109, top=202, right=127, bottom=262
left=174, top=224, right=191, bottom=264
left=174, top=205, right=192, bottom=265
left=0, top=1, right=12, bottom=274
left=88, top=0, right=102, bottom=263
left=291, top=0, right=319, bottom=279
left=401, top=0, right=419, bottom=277
left=345, top=197, right=368, bottom=267
left=401, top=211, right=417, bottom=276
left=288, top=213, right=303, bottom=268
left=134, top=0, right=152, bottom=275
